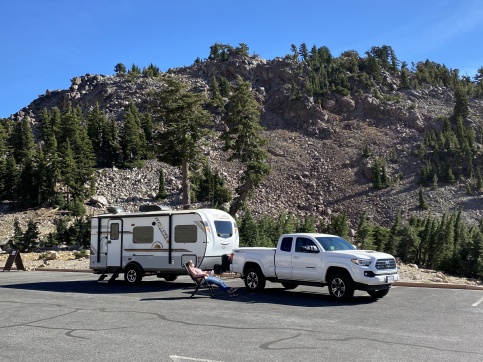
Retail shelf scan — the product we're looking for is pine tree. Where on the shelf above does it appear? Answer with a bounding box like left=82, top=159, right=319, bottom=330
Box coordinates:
left=239, top=208, right=259, bottom=247
left=59, top=140, right=77, bottom=203
left=8, top=117, right=35, bottom=163
left=210, top=76, right=225, bottom=109
left=385, top=209, right=402, bottom=255
left=150, top=77, right=212, bottom=208
left=298, top=214, right=316, bottom=233
left=120, top=102, right=145, bottom=165
left=3, top=155, right=18, bottom=201
left=114, top=63, right=126, bottom=75
left=452, top=86, right=469, bottom=121
left=328, top=212, right=350, bottom=239
left=356, top=211, right=374, bottom=250
left=418, top=186, right=428, bottom=209
left=223, top=76, right=271, bottom=216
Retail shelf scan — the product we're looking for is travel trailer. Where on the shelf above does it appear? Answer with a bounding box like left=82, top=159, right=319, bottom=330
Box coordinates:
left=89, top=206, right=239, bottom=284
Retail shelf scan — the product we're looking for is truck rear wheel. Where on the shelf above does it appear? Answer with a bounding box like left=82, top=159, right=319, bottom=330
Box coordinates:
left=245, top=267, right=266, bottom=292
left=368, top=289, right=389, bottom=299
left=328, top=272, right=354, bottom=300
left=124, top=264, right=143, bottom=284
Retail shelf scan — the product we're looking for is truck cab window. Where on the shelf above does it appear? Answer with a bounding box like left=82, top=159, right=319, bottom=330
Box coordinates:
left=280, top=237, right=293, bottom=252
left=295, top=237, right=317, bottom=252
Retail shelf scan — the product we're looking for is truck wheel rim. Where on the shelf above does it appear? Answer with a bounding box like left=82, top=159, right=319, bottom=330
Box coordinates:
left=330, top=278, right=345, bottom=298
left=247, top=272, right=258, bottom=289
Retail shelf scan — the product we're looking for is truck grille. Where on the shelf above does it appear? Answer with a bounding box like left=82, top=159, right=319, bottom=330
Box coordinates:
left=375, top=258, right=396, bottom=269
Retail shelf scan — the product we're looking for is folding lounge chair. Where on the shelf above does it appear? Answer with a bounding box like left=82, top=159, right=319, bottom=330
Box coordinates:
left=184, top=262, right=215, bottom=298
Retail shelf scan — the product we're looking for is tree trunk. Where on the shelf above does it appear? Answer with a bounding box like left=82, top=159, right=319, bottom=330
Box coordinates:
left=229, top=176, right=253, bottom=217
left=181, top=157, right=190, bottom=209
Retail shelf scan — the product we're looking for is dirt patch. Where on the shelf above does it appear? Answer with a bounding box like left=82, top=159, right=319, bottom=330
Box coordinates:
left=0, top=251, right=89, bottom=271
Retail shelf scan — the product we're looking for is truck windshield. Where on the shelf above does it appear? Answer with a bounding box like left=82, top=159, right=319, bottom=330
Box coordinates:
left=316, top=236, right=356, bottom=251
left=214, top=220, right=233, bottom=239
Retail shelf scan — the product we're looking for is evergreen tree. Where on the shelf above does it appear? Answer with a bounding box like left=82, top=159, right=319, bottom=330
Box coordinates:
left=290, top=44, right=298, bottom=60
left=59, top=140, right=77, bottom=204
left=239, top=208, right=259, bottom=247
left=356, top=211, right=374, bottom=249
left=114, top=63, right=126, bottom=75
left=452, top=85, right=469, bottom=121
left=328, top=212, right=350, bottom=239
left=8, top=117, right=35, bottom=163
left=150, top=77, right=212, bottom=208
left=385, top=209, right=402, bottom=255
left=418, top=186, right=428, bottom=209
left=282, top=214, right=297, bottom=234
left=120, top=102, right=145, bottom=165
left=218, top=76, right=231, bottom=98
left=297, top=214, right=316, bottom=233
left=210, top=76, right=225, bottom=109
left=223, top=77, right=271, bottom=216
left=3, top=155, right=18, bottom=201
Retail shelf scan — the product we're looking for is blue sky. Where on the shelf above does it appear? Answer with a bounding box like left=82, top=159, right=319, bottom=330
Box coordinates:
left=1, top=0, right=482, bottom=118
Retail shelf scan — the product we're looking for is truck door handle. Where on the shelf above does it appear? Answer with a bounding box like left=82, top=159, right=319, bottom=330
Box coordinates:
left=293, top=256, right=300, bottom=259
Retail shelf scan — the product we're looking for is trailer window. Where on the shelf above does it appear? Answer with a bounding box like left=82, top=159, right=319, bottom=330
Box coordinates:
left=175, top=225, right=197, bottom=243
left=133, top=226, right=154, bottom=244
left=110, top=223, right=120, bottom=240
left=214, top=221, right=233, bottom=239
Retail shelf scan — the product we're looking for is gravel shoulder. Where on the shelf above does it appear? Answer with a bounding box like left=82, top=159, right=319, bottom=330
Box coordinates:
left=1, top=251, right=482, bottom=288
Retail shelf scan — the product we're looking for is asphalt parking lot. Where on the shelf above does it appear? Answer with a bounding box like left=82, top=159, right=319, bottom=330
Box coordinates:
left=1, top=271, right=482, bottom=362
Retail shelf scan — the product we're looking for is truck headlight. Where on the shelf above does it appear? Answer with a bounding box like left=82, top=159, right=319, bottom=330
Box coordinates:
left=351, top=258, right=371, bottom=266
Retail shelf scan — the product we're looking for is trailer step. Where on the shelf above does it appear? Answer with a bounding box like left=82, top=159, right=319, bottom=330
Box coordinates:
left=97, top=272, right=119, bottom=284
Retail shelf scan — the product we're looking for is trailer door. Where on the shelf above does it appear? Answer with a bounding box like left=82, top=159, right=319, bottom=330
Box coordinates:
left=107, top=219, right=122, bottom=267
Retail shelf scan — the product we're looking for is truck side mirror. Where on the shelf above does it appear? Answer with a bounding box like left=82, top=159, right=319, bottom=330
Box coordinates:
left=303, top=245, right=319, bottom=253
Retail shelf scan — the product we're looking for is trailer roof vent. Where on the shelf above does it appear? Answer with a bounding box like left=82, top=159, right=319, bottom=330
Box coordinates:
left=139, top=204, right=171, bottom=212
left=107, top=206, right=125, bottom=214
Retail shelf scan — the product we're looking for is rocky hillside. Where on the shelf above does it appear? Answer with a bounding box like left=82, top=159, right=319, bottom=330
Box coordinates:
left=2, top=52, right=483, bottom=244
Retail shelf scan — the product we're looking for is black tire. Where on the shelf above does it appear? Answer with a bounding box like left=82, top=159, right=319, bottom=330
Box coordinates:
left=368, top=289, right=389, bottom=299
left=328, top=272, right=354, bottom=300
left=163, top=275, right=178, bottom=282
left=124, top=264, right=143, bottom=284
left=244, top=267, right=266, bottom=292
left=281, top=282, right=298, bottom=290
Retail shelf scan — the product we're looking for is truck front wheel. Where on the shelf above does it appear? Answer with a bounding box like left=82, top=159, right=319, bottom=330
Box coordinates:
left=328, top=272, right=354, bottom=300
left=244, top=267, right=266, bottom=292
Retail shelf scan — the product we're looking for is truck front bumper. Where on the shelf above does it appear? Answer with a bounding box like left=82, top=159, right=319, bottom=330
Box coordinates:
left=355, top=272, right=400, bottom=290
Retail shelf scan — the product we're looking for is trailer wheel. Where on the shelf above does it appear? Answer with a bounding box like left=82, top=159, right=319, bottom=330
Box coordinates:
left=281, top=282, right=298, bottom=290
left=327, top=272, right=354, bottom=301
left=244, top=267, right=266, bottom=292
left=124, top=264, right=143, bottom=284
left=368, top=289, right=389, bottom=299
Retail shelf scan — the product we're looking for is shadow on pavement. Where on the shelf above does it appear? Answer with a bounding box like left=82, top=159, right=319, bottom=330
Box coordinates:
left=1, top=274, right=380, bottom=306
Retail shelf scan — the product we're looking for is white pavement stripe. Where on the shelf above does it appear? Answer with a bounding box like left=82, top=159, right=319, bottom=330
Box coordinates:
left=170, top=356, right=222, bottom=362
left=472, top=296, right=483, bottom=307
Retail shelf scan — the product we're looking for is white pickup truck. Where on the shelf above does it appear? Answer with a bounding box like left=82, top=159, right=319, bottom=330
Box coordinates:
left=231, top=233, right=400, bottom=300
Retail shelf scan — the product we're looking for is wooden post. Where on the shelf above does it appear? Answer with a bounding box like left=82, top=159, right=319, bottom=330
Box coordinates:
left=2, top=250, right=25, bottom=271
